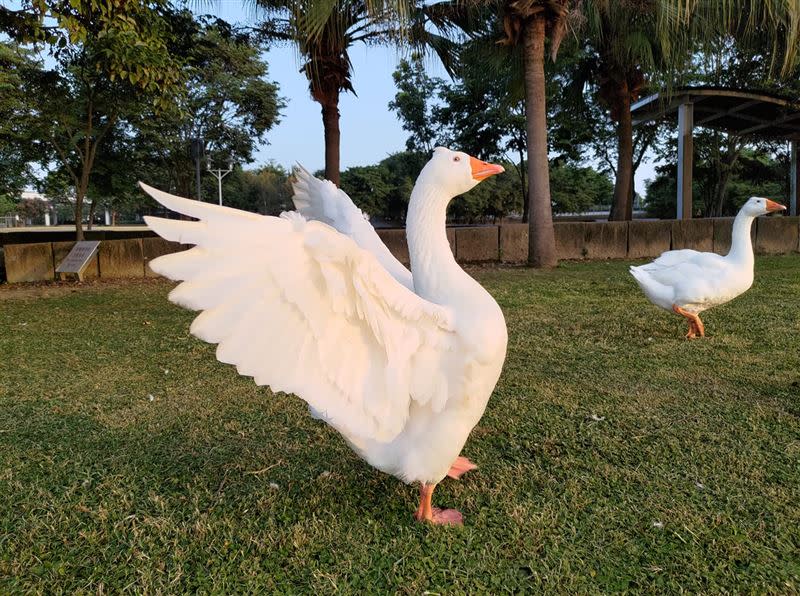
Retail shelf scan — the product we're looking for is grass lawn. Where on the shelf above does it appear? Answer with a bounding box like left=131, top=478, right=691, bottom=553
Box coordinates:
left=1, top=257, right=799, bottom=593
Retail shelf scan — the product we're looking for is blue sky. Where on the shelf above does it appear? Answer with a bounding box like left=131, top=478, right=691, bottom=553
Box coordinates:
left=203, top=2, right=659, bottom=194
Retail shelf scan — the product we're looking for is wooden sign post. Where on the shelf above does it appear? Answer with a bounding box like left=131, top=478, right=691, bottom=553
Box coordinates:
left=56, top=240, right=100, bottom=281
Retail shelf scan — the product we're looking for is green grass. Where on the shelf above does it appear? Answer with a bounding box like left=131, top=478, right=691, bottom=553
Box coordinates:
left=1, top=257, right=799, bottom=593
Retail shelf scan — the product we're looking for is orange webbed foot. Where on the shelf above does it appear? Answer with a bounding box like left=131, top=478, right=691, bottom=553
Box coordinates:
left=414, top=484, right=464, bottom=526
left=429, top=508, right=463, bottom=526
left=447, top=456, right=478, bottom=480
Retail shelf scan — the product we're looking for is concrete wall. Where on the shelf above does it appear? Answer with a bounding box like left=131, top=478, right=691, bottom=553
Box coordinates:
left=0, top=228, right=158, bottom=248
left=4, top=217, right=799, bottom=282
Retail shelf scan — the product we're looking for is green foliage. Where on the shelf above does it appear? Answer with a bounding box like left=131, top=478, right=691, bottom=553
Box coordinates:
left=15, top=197, right=47, bottom=220
left=549, top=163, right=613, bottom=213
left=724, top=150, right=786, bottom=208
left=340, top=150, right=522, bottom=223
left=1, top=0, right=184, bottom=102
left=0, top=195, right=17, bottom=216
left=222, top=164, right=293, bottom=215
left=450, top=166, right=521, bottom=222
left=133, top=13, right=284, bottom=199
left=388, top=56, right=442, bottom=153
left=1, top=0, right=185, bottom=238
left=339, top=164, right=395, bottom=217
left=0, top=44, right=40, bottom=198
left=644, top=148, right=788, bottom=219
left=340, top=152, right=427, bottom=222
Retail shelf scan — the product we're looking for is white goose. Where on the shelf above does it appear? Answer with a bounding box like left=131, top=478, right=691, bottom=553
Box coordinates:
left=141, top=147, right=507, bottom=525
left=630, top=197, right=785, bottom=337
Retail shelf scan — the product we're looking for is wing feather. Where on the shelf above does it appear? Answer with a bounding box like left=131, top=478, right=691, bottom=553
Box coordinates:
left=291, top=165, right=415, bottom=291
left=141, top=183, right=455, bottom=442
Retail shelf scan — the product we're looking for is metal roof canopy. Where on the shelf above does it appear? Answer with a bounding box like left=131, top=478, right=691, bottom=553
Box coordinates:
left=631, top=87, right=800, bottom=218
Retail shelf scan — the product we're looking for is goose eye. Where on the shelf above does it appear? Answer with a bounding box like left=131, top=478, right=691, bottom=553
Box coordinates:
left=453, top=156, right=461, bottom=162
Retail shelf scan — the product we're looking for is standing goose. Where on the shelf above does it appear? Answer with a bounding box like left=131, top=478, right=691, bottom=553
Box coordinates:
left=630, top=197, right=786, bottom=337
left=141, top=147, right=507, bottom=525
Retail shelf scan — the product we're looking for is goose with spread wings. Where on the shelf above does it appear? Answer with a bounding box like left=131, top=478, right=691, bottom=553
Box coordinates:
left=141, top=147, right=508, bottom=525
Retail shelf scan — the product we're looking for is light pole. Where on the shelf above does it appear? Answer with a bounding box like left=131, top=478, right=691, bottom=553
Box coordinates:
left=207, top=162, right=234, bottom=206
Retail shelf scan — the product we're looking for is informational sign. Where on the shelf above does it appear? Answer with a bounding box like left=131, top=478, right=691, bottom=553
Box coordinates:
left=56, top=240, right=100, bottom=278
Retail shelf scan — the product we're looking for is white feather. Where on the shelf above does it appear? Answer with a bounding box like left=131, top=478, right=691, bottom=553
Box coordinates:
left=291, top=165, right=415, bottom=291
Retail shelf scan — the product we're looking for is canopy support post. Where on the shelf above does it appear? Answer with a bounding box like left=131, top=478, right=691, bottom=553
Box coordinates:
left=677, top=102, right=694, bottom=220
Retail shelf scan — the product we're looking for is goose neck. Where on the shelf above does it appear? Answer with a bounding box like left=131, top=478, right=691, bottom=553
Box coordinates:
left=406, top=182, right=459, bottom=299
left=727, top=211, right=755, bottom=264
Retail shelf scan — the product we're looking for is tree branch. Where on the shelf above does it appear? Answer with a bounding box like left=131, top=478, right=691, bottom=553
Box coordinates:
left=50, top=137, right=80, bottom=188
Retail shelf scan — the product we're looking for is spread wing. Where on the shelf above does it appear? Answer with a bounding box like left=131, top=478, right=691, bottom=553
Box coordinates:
left=141, top=183, right=457, bottom=443
left=291, top=165, right=414, bottom=291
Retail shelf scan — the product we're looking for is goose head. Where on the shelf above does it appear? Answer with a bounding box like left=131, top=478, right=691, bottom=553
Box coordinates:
left=740, top=196, right=786, bottom=217
left=419, top=147, right=505, bottom=197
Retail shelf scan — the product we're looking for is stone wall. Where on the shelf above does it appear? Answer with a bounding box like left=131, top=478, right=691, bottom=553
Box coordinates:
left=4, top=217, right=799, bottom=282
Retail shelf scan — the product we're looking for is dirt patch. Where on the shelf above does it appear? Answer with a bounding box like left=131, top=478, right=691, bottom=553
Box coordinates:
left=0, top=277, right=172, bottom=301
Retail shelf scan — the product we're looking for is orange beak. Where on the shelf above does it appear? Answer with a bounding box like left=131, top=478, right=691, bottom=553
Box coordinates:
left=470, top=155, right=505, bottom=181
left=765, top=199, right=786, bottom=213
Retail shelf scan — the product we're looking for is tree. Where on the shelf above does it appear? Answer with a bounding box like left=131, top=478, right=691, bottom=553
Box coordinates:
left=20, top=44, right=143, bottom=238
left=257, top=0, right=394, bottom=185
left=2, top=1, right=182, bottom=239
left=549, top=163, right=613, bottom=213
left=16, top=197, right=47, bottom=222
left=133, top=13, right=284, bottom=199
left=495, top=0, right=572, bottom=268
left=644, top=147, right=788, bottom=219
left=390, top=49, right=530, bottom=218
left=0, top=196, right=17, bottom=216
left=688, top=36, right=800, bottom=217
left=340, top=152, right=428, bottom=222
left=435, top=39, right=530, bottom=219
left=257, top=0, right=458, bottom=186
left=0, top=43, right=40, bottom=201
left=389, top=55, right=442, bottom=154
left=222, top=164, right=294, bottom=215
left=573, top=0, right=800, bottom=221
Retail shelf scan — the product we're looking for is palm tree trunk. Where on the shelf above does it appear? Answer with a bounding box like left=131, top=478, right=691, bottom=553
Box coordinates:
left=517, top=146, right=529, bottom=223
left=523, top=16, right=557, bottom=268
left=609, top=88, right=633, bottom=221
left=321, top=97, right=341, bottom=186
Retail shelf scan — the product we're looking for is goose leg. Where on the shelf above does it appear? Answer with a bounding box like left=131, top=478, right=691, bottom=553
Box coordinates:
left=413, top=484, right=463, bottom=526
left=693, top=315, right=705, bottom=337
left=447, top=455, right=478, bottom=480
left=672, top=305, right=704, bottom=339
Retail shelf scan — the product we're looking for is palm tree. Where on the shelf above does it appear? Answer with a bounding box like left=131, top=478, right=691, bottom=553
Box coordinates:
left=257, top=0, right=458, bottom=186
left=579, top=0, right=800, bottom=221
left=574, top=2, right=662, bottom=221
left=487, top=0, right=799, bottom=263
left=497, top=0, right=572, bottom=268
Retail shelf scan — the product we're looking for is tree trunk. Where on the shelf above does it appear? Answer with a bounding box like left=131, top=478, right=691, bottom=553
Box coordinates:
left=518, top=146, right=529, bottom=223
left=628, top=169, right=635, bottom=219
left=321, top=97, right=341, bottom=186
left=87, top=200, right=97, bottom=231
left=609, top=88, right=633, bottom=221
left=74, top=172, right=90, bottom=241
left=712, top=137, right=741, bottom=216
left=74, top=191, right=85, bottom=241
left=523, top=16, right=557, bottom=268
